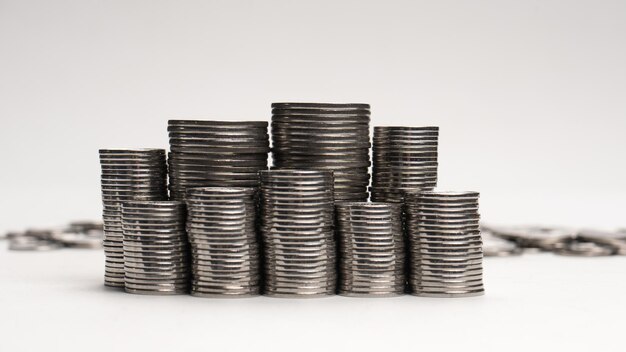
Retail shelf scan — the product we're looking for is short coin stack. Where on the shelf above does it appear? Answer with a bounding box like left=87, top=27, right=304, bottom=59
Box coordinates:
left=259, top=170, right=336, bottom=297
left=167, top=120, right=269, bottom=201
left=405, top=191, right=484, bottom=297
left=99, top=149, right=168, bottom=288
left=371, top=126, right=439, bottom=203
left=336, top=202, right=405, bottom=297
left=186, top=187, right=261, bottom=297
left=121, top=201, right=190, bottom=295
left=271, top=103, right=371, bottom=202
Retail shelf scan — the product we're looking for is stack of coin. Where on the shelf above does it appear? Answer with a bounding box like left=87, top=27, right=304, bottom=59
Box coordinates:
left=271, top=103, right=370, bottom=202
left=186, top=187, right=261, bottom=297
left=259, top=170, right=336, bottom=297
left=121, top=201, right=190, bottom=295
left=99, top=149, right=168, bottom=288
left=167, top=120, right=269, bottom=201
left=335, top=202, right=405, bottom=297
left=405, top=191, right=484, bottom=297
left=371, top=126, right=439, bottom=203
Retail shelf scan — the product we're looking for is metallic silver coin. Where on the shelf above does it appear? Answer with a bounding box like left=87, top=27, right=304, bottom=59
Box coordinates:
left=119, top=201, right=190, bottom=293
left=168, top=119, right=267, bottom=128
left=480, top=226, right=523, bottom=257
left=260, top=169, right=336, bottom=296
left=186, top=187, right=260, bottom=297
left=404, top=190, right=484, bottom=297
left=124, top=287, right=188, bottom=295
left=51, top=231, right=103, bottom=249
left=167, top=121, right=268, bottom=201
left=272, top=102, right=370, bottom=108
left=373, top=126, right=440, bottom=200
left=99, top=149, right=168, bottom=287
left=555, top=238, right=617, bottom=257
left=8, top=236, right=64, bottom=251
left=271, top=105, right=370, bottom=203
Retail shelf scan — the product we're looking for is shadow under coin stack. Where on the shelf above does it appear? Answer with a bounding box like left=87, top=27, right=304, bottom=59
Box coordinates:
left=259, top=170, right=336, bottom=297
left=371, top=126, right=439, bottom=203
left=336, top=202, right=405, bottom=297
left=98, top=149, right=168, bottom=288
left=167, top=120, right=270, bottom=201
left=405, top=191, right=484, bottom=297
left=186, top=187, right=261, bottom=297
left=121, top=201, right=190, bottom=295
left=271, top=103, right=371, bottom=202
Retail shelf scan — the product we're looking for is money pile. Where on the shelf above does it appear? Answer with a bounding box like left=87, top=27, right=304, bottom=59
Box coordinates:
left=167, top=120, right=269, bottom=201
left=405, top=191, right=484, bottom=297
left=335, top=202, right=405, bottom=296
left=371, top=126, right=439, bottom=203
left=186, top=187, right=261, bottom=297
left=5, top=222, right=103, bottom=251
left=259, top=170, right=336, bottom=297
left=487, top=226, right=626, bottom=256
left=99, top=149, right=168, bottom=288
left=271, top=103, right=371, bottom=202
left=121, top=201, right=190, bottom=295
left=480, top=227, right=523, bottom=257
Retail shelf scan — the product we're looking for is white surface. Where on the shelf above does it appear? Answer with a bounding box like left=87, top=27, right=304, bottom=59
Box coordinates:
left=1, top=246, right=625, bottom=352
left=0, top=0, right=625, bottom=232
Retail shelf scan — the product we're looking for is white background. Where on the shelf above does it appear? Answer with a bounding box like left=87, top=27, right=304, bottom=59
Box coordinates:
left=1, top=0, right=625, bottom=232
left=0, top=1, right=625, bottom=351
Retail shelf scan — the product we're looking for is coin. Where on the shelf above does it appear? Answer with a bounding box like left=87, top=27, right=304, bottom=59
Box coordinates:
left=271, top=103, right=370, bottom=202
left=99, top=149, right=168, bottom=288
left=405, top=191, right=485, bottom=297
left=120, top=201, right=189, bottom=294
left=185, top=187, right=260, bottom=297
left=167, top=120, right=269, bottom=201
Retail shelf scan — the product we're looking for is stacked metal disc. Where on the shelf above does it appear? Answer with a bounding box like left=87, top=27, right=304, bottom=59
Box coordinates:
left=259, top=170, right=336, bottom=297
left=186, top=187, right=261, bottom=297
left=371, top=126, right=439, bottom=203
left=121, top=201, right=190, bottom=295
left=271, top=102, right=370, bottom=202
left=98, top=149, right=168, bottom=288
left=405, top=191, right=484, bottom=297
left=167, top=120, right=269, bottom=201
left=335, top=202, right=405, bottom=297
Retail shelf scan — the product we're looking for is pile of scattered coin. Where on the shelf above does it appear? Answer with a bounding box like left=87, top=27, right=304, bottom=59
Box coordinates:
left=3, top=221, right=103, bottom=251
left=484, top=225, right=626, bottom=257
left=271, top=103, right=371, bottom=202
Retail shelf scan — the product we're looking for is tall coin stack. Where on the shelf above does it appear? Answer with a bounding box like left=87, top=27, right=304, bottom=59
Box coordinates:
left=371, top=126, right=439, bottom=203
left=336, top=202, right=405, bottom=297
left=271, top=103, right=371, bottom=202
left=99, top=149, right=168, bottom=288
left=405, top=191, right=484, bottom=297
left=186, top=187, right=261, bottom=297
left=259, top=170, right=336, bottom=297
left=121, top=201, right=190, bottom=295
left=167, top=120, right=270, bottom=201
